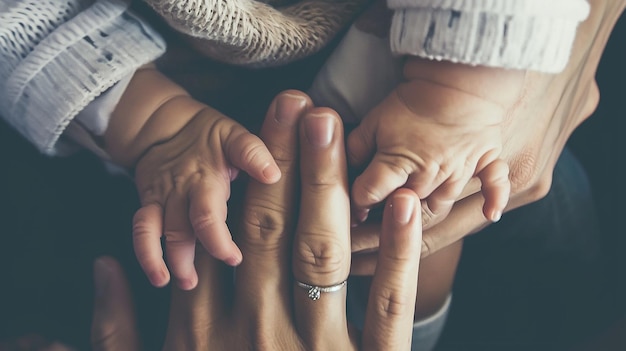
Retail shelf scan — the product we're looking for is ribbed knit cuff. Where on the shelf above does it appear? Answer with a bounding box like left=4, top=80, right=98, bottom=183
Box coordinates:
left=5, top=0, right=165, bottom=155
left=387, top=0, right=590, bottom=73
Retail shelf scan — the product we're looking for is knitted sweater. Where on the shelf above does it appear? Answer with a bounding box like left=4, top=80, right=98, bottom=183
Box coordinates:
left=0, top=0, right=590, bottom=154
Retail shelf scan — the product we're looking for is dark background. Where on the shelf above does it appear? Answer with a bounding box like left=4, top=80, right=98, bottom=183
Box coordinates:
left=0, top=10, right=623, bottom=351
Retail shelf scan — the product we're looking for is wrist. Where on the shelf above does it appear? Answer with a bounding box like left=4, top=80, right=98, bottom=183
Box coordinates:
left=103, top=66, right=204, bottom=168
left=402, top=57, right=526, bottom=106
left=398, top=58, right=524, bottom=125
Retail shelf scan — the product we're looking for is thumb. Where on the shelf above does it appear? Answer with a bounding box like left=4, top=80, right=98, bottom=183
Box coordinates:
left=91, top=256, right=140, bottom=351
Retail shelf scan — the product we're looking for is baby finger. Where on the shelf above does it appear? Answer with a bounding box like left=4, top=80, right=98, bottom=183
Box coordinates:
left=188, top=181, right=242, bottom=266
left=477, top=159, right=510, bottom=222
left=132, top=203, right=170, bottom=287
left=163, top=191, right=198, bottom=290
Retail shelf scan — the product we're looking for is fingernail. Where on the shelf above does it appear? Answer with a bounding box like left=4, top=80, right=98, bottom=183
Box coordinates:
left=275, top=93, right=307, bottom=126
left=94, top=258, right=111, bottom=298
left=225, top=254, right=242, bottom=266
left=358, top=208, right=369, bottom=223
left=228, top=167, right=240, bottom=181
left=149, top=267, right=170, bottom=287
left=391, top=194, right=415, bottom=224
left=491, top=211, right=502, bottom=223
left=262, top=164, right=281, bottom=183
left=304, top=114, right=334, bottom=146
left=177, top=277, right=196, bottom=291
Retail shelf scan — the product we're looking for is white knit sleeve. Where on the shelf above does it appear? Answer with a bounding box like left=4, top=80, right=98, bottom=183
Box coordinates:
left=387, top=0, right=590, bottom=72
left=0, top=0, right=166, bottom=155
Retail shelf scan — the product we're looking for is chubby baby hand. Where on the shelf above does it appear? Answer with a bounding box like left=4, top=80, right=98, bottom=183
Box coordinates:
left=348, top=74, right=513, bottom=225
left=131, top=104, right=280, bottom=290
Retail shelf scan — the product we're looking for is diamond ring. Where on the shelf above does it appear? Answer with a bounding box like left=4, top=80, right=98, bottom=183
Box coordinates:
left=296, top=280, right=347, bottom=301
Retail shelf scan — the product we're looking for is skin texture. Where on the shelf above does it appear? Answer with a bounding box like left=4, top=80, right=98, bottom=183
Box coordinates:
left=348, top=58, right=514, bottom=224
left=348, top=0, right=624, bottom=320
left=104, top=66, right=282, bottom=290
left=90, top=1, right=624, bottom=348
left=91, top=91, right=424, bottom=350
left=350, top=0, right=626, bottom=265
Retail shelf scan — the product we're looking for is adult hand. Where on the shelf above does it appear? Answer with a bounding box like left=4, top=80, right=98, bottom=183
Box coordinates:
left=91, top=91, right=424, bottom=350
left=91, top=256, right=140, bottom=351
left=350, top=0, right=624, bottom=270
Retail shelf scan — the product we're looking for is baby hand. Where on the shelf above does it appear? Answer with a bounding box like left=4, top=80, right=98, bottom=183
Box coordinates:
left=131, top=103, right=280, bottom=290
left=348, top=78, right=511, bottom=225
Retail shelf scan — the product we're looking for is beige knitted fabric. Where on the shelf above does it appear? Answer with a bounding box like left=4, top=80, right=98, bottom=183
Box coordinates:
left=145, top=0, right=370, bottom=67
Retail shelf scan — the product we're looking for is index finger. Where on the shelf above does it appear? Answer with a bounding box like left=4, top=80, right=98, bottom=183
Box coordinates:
left=234, top=91, right=312, bottom=303
left=362, top=189, right=422, bottom=351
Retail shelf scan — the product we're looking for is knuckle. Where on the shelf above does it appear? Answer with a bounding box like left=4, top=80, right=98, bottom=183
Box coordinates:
left=379, top=155, right=413, bottom=177
left=163, top=229, right=192, bottom=244
left=354, top=178, right=384, bottom=205
left=420, top=202, right=436, bottom=229
left=91, top=328, right=124, bottom=351
left=509, top=151, right=539, bottom=192
left=371, top=287, right=411, bottom=319
left=380, top=244, right=413, bottom=264
left=420, top=159, right=442, bottom=179
left=172, top=174, right=188, bottom=191
left=304, top=171, right=343, bottom=191
left=240, top=201, right=290, bottom=247
left=421, top=235, right=434, bottom=258
left=238, top=136, right=268, bottom=163
left=190, top=212, right=221, bottom=233
left=294, top=234, right=346, bottom=277
left=132, top=212, right=155, bottom=237
left=509, top=150, right=554, bottom=202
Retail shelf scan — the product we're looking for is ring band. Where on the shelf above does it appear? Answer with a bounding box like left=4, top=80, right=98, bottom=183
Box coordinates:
left=296, top=280, right=347, bottom=301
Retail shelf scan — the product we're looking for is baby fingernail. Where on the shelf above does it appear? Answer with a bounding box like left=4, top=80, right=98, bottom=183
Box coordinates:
left=491, top=211, right=502, bottom=222
left=263, top=164, right=281, bottom=183
left=304, top=114, right=334, bottom=146
left=391, top=194, right=415, bottom=224
left=275, top=93, right=307, bottom=126
left=354, top=208, right=369, bottom=223
left=177, top=277, right=197, bottom=291
left=228, top=167, right=240, bottom=181
left=225, top=255, right=242, bottom=266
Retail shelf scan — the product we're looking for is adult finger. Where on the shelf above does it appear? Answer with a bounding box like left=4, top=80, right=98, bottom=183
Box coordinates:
left=234, top=91, right=311, bottom=308
left=91, top=256, right=140, bottom=351
left=164, top=247, right=232, bottom=350
left=132, top=203, right=170, bottom=287
left=293, top=108, right=352, bottom=348
left=362, top=189, right=421, bottom=351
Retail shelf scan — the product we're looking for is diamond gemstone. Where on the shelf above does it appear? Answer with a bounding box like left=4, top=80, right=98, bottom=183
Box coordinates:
left=308, top=287, right=321, bottom=300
